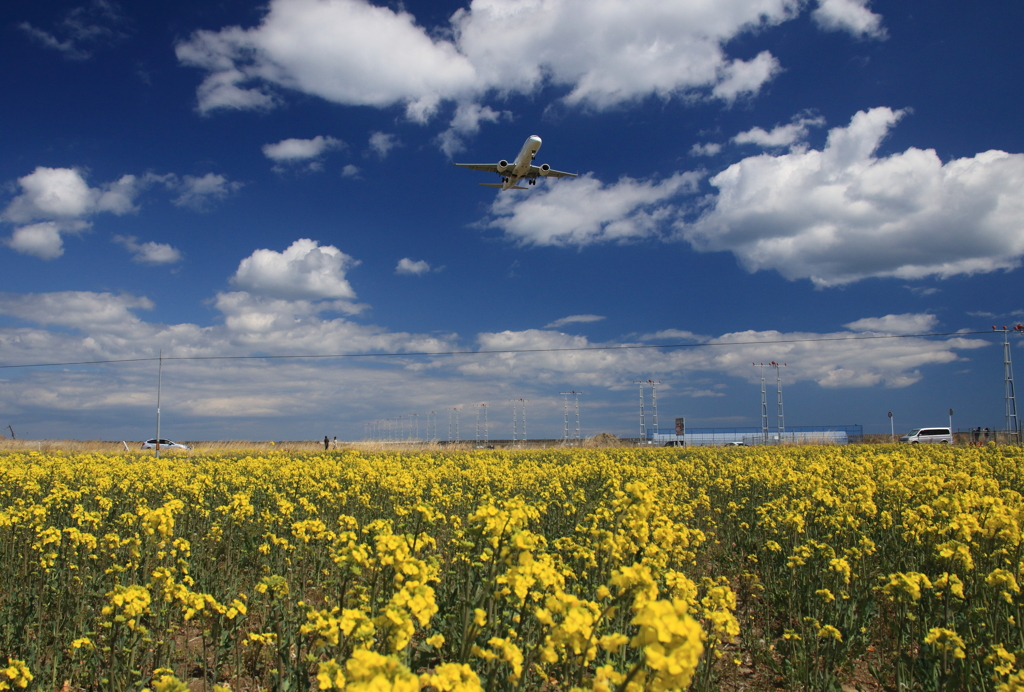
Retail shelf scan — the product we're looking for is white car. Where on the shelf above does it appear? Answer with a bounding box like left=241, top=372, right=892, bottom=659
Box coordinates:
left=141, top=439, right=191, bottom=451
left=899, top=428, right=953, bottom=444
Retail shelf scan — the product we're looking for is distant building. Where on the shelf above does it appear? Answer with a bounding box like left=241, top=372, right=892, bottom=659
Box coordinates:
left=647, top=425, right=862, bottom=446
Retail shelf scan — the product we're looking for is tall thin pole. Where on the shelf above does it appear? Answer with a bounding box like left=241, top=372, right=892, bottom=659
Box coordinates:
left=455, top=409, right=460, bottom=442
left=483, top=404, right=488, bottom=444
left=476, top=406, right=481, bottom=443
left=155, top=350, right=163, bottom=458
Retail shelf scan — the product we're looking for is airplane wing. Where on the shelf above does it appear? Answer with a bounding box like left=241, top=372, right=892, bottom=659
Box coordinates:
left=527, top=166, right=577, bottom=179
left=454, top=163, right=500, bottom=173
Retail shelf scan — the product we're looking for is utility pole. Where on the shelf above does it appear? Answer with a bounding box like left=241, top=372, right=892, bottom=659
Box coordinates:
left=481, top=404, right=488, bottom=444
left=155, top=350, right=163, bottom=458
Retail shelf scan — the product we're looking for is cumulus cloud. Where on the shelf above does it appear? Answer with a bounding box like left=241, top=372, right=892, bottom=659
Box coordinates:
left=485, top=172, right=701, bottom=247
left=368, top=132, right=400, bottom=159
left=262, top=135, right=345, bottom=163
left=341, top=165, right=361, bottom=178
left=231, top=239, right=360, bottom=303
left=544, top=315, right=605, bottom=329
left=7, top=223, right=69, bottom=260
left=681, top=107, right=1024, bottom=286
left=733, top=113, right=826, bottom=148
left=175, top=0, right=829, bottom=118
left=113, top=235, right=183, bottom=264
left=1, top=167, right=144, bottom=259
left=813, top=0, right=887, bottom=39
left=395, top=258, right=431, bottom=276
left=844, top=313, right=939, bottom=334
left=171, top=173, right=243, bottom=210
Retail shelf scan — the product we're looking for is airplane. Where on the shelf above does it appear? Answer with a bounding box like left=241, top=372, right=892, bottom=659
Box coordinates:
left=454, top=135, right=577, bottom=191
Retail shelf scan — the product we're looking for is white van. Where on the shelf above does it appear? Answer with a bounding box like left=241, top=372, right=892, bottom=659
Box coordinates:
left=899, top=427, right=953, bottom=444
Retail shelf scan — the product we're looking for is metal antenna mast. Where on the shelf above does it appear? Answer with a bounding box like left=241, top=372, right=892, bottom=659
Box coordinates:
left=562, top=392, right=570, bottom=444
left=771, top=362, right=786, bottom=440
left=572, top=391, right=582, bottom=442
left=476, top=405, right=481, bottom=443
left=447, top=409, right=454, bottom=442
left=633, top=381, right=647, bottom=443
left=995, top=325, right=1022, bottom=442
left=522, top=399, right=529, bottom=445
left=509, top=399, right=519, bottom=444
left=413, top=413, right=419, bottom=441
left=754, top=363, right=768, bottom=444
left=645, top=380, right=662, bottom=435
left=482, top=404, right=488, bottom=444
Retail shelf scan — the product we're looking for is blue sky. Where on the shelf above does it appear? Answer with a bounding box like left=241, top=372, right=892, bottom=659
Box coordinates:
left=1, top=0, right=1023, bottom=442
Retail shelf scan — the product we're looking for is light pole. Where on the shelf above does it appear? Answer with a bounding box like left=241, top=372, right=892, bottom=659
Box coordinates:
left=888, top=411, right=894, bottom=443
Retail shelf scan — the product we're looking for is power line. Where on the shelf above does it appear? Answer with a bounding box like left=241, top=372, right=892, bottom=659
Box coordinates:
left=0, top=330, right=993, bottom=370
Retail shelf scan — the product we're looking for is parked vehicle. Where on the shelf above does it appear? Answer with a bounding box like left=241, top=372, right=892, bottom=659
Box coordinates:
left=899, top=427, right=953, bottom=444
left=141, top=439, right=191, bottom=451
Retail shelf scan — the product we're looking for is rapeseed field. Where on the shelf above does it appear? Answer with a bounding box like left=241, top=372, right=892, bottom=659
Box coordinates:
left=1, top=445, right=1022, bottom=691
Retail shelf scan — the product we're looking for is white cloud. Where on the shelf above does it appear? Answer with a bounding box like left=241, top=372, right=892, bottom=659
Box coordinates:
left=0, top=287, right=990, bottom=438
left=733, top=113, right=826, bottom=148
left=19, top=1, right=129, bottom=60
left=484, top=172, right=700, bottom=247
left=395, top=258, right=431, bottom=276
left=710, top=51, right=782, bottom=104
left=113, top=235, right=183, bottom=265
left=690, top=142, right=722, bottom=157
left=2, top=167, right=144, bottom=260
left=262, top=135, right=344, bottom=162
left=368, top=132, right=400, bottom=159
left=7, top=223, right=68, bottom=260
left=844, top=313, right=938, bottom=334
left=231, top=238, right=360, bottom=302
left=0, top=291, right=153, bottom=332
left=171, top=173, right=243, bottom=210
left=544, top=315, right=605, bottom=329
left=681, top=108, right=1024, bottom=286
left=341, top=165, right=361, bottom=178
left=638, top=329, right=703, bottom=341
left=437, top=102, right=505, bottom=157
left=175, top=0, right=821, bottom=117
left=3, top=167, right=141, bottom=223
left=813, top=0, right=886, bottom=39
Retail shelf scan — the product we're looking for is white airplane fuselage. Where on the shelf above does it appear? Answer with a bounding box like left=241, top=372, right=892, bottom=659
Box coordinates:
left=501, top=135, right=542, bottom=190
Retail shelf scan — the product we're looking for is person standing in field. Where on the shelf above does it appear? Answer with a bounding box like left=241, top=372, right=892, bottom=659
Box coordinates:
left=324, top=435, right=329, bottom=451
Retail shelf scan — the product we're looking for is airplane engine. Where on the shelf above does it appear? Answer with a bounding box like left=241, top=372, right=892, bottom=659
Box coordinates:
left=539, top=163, right=552, bottom=175
left=497, top=159, right=510, bottom=172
